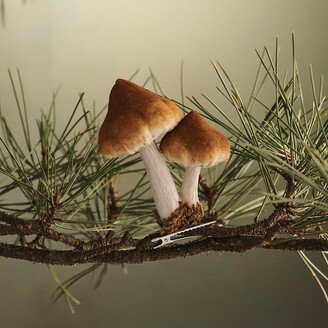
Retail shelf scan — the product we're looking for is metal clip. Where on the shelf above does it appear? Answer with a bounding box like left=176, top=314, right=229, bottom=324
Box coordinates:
left=151, top=220, right=217, bottom=249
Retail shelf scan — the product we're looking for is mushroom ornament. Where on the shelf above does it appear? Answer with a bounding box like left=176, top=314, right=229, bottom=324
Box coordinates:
left=98, top=79, right=183, bottom=230
left=160, top=111, right=230, bottom=216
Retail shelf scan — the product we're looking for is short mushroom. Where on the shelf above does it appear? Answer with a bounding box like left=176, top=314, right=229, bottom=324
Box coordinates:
left=160, top=111, right=230, bottom=207
left=98, top=79, right=182, bottom=220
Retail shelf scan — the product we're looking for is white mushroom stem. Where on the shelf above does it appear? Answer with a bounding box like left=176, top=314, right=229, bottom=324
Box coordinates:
left=139, top=141, right=180, bottom=219
left=180, top=166, right=201, bottom=205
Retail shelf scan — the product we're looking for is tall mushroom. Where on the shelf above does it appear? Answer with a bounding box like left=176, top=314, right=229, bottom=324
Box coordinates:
left=160, top=111, right=230, bottom=206
left=98, top=79, right=182, bottom=220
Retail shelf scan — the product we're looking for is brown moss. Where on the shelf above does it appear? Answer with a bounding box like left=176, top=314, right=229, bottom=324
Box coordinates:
left=155, top=201, right=205, bottom=235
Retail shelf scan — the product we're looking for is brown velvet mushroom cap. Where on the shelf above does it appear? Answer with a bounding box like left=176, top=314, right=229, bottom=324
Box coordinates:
left=99, top=79, right=182, bottom=157
left=160, top=111, right=230, bottom=167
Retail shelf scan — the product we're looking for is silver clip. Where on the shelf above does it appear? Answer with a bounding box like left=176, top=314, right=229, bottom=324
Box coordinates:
left=151, top=220, right=217, bottom=249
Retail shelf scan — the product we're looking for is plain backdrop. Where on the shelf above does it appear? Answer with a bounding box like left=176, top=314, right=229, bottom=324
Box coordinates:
left=0, top=1, right=327, bottom=327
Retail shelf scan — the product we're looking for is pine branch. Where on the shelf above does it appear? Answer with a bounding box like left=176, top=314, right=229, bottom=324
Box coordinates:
left=0, top=173, right=325, bottom=265
left=0, top=235, right=326, bottom=266
left=0, top=37, right=327, bottom=306
left=0, top=70, right=326, bottom=264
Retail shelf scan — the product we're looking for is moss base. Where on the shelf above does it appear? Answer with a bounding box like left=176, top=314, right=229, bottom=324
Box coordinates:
left=156, top=201, right=204, bottom=235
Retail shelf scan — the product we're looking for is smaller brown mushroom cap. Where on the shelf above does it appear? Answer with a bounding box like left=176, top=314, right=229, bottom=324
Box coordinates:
left=99, top=79, right=182, bottom=157
left=160, top=111, right=230, bottom=167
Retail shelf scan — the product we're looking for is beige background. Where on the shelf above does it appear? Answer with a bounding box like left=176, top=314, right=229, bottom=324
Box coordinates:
left=0, top=0, right=328, bottom=327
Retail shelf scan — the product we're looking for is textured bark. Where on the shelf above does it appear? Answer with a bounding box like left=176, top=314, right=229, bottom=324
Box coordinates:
left=0, top=237, right=326, bottom=266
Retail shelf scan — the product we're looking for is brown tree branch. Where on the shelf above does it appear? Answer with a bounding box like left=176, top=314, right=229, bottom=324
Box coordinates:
left=0, top=212, right=83, bottom=247
left=0, top=169, right=326, bottom=266
left=0, top=204, right=327, bottom=266
left=0, top=236, right=326, bottom=266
